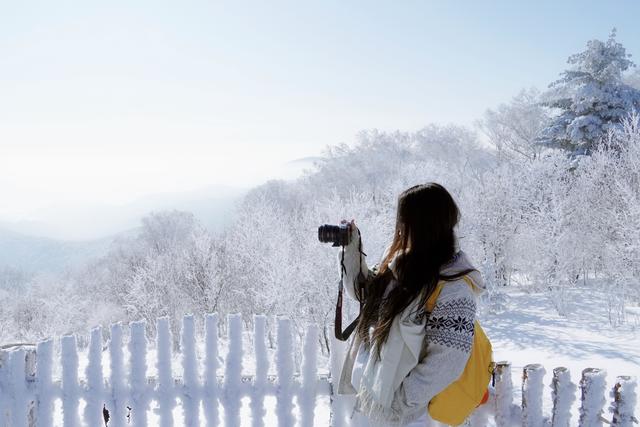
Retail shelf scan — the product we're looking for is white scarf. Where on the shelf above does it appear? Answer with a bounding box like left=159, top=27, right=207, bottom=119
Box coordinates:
left=359, top=296, right=426, bottom=408
left=357, top=249, right=427, bottom=408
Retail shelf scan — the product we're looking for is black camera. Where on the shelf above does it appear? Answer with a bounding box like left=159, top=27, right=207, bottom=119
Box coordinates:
left=318, top=223, right=352, bottom=247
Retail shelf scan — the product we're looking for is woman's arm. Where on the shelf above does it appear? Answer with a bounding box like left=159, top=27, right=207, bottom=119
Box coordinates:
left=337, top=222, right=373, bottom=302
left=391, top=280, right=477, bottom=415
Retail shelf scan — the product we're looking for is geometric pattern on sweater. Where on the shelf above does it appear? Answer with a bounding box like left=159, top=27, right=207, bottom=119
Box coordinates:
left=425, top=297, right=476, bottom=352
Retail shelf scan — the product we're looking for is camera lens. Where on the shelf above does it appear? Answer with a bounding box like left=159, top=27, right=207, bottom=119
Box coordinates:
left=318, top=224, right=340, bottom=243
left=318, top=224, right=350, bottom=246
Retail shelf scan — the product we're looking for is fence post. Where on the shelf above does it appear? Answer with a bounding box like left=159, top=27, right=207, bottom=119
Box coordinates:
left=204, top=313, right=219, bottom=426
left=494, top=361, right=514, bottom=427
left=181, top=315, right=199, bottom=427
left=0, top=350, right=6, bottom=427
left=329, top=335, right=348, bottom=427
left=109, top=323, right=127, bottom=427
left=579, top=368, right=607, bottom=427
left=129, top=320, right=148, bottom=426
left=1, top=345, right=36, bottom=427
left=609, top=376, right=637, bottom=427
left=276, top=317, right=295, bottom=427
left=35, top=340, right=53, bottom=427
left=156, top=317, right=175, bottom=427
left=224, top=313, right=243, bottom=427
left=61, top=335, right=79, bottom=427
left=550, top=367, right=575, bottom=427
left=252, top=315, right=268, bottom=427
left=300, top=324, right=319, bottom=427
left=85, top=327, right=105, bottom=427
left=522, top=363, right=546, bottom=427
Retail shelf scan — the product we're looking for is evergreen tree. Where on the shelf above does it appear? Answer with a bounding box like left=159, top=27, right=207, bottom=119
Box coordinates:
left=539, top=29, right=640, bottom=156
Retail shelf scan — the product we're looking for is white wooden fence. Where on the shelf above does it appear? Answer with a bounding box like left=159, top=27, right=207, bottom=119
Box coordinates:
left=0, top=314, right=330, bottom=427
left=0, top=314, right=637, bottom=426
left=489, top=362, right=637, bottom=427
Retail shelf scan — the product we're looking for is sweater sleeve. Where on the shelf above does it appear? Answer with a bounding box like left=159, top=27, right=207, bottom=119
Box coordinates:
left=337, top=226, right=375, bottom=302
left=391, top=280, right=477, bottom=415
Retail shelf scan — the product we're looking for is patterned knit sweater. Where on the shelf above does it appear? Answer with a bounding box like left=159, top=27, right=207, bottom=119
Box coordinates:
left=337, top=230, right=485, bottom=426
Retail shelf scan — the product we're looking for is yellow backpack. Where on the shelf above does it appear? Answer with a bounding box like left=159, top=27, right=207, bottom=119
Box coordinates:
left=424, top=276, right=494, bottom=426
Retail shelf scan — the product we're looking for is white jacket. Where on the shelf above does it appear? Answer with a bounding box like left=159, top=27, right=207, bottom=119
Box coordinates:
left=336, top=231, right=485, bottom=426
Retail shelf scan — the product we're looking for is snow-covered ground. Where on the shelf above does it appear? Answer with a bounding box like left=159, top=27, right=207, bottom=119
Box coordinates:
left=481, top=286, right=640, bottom=423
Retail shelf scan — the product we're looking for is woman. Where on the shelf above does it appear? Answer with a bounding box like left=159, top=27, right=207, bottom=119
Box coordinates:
left=336, top=183, right=486, bottom=426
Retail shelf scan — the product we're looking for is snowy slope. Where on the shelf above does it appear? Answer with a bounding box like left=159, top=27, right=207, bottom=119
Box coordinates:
left=481, top=286, right=640, bottom=423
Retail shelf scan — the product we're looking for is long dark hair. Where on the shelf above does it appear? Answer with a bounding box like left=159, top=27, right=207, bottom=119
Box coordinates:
left=356, top=183, right=473, bottom=358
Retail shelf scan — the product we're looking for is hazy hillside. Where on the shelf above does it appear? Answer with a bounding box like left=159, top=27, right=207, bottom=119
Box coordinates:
left=0, top=185, right=248, bottom=241
left=0, top=228, right=114, bottom=274
left=0, top=180, right=268, bottom=273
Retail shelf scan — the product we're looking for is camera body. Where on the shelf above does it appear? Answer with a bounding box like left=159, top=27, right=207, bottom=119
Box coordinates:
left=318, top=223, right=352, bottom=246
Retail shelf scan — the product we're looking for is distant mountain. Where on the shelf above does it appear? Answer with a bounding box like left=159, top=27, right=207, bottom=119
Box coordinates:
left=0, top=157, right=318, bottom=272
left=0, top=185, right=248, bottom=273
left=0, top=228, right=114, bottom=274
left=127, top=184, right=247, bottom=235
left=0, top=185, right=248, bottom=241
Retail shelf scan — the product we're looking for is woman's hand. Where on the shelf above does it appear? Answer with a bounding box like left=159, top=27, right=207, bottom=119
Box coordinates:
left=391, top=381, right=420, bottom=412
left=339, top=218, right=359, bottom=246
left=388, top=380, right=426, bottom=423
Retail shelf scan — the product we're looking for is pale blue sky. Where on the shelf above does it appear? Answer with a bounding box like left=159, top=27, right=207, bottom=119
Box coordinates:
left=1, top=0, right=639, bottom=220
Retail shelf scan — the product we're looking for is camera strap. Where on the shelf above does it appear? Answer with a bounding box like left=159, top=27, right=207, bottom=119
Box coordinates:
left=334, top=234, right=366, bottom=342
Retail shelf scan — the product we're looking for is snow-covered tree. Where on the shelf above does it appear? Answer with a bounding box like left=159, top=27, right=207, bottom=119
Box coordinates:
left=76, top=210, right=223, bottom=340
left=0, top=266, right=31, bottom=291
left=539, top=29, right=640, bottom=156
left=625, top=69, right=640, bottom=90
left=478, top=88, right=549, bottom=161
left=6, top=95, right=640, bottom=343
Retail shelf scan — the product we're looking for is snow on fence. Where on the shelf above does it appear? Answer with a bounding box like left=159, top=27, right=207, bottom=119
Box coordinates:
left=0, top=314, right=637, bottom=427
left=489, top=362, right=638, bottom=427
left=0, top=314, right=330, bottom=427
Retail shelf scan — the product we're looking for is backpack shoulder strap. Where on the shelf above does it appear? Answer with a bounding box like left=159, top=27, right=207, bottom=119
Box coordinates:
left=425, top=275, right=476, bottom=313
left=425, top=280, right=447, bottom=313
